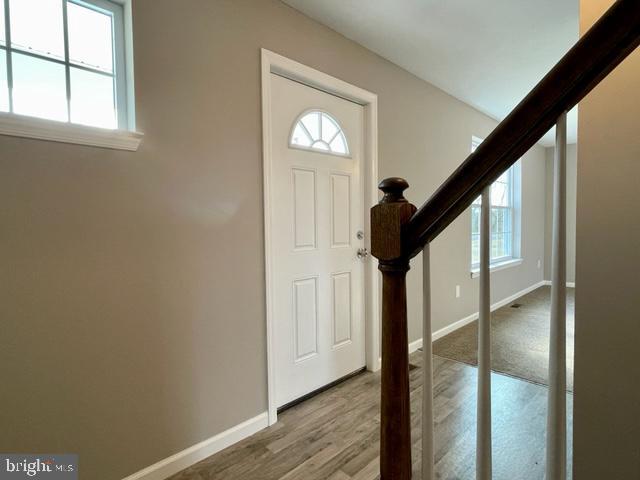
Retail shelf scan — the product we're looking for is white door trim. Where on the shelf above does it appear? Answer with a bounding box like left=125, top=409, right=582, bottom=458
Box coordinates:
left=261, top=48, right=380, bottom=426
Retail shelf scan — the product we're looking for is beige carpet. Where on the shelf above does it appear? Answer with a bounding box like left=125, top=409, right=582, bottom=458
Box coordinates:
left=433, top=285, right=574, bottom=391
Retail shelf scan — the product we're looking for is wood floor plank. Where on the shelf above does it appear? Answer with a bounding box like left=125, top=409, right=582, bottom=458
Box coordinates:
left=278, top=440, right=344, bottom=480
left=169, top=354, right=573, bottom=480
left=327, top=470, right=352, bottom=480
left=350, top=457, right=379, bottom=480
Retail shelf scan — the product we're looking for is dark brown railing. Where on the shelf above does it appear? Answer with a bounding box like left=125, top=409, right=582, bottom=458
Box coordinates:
left=371, top=1, right=640, bottom=479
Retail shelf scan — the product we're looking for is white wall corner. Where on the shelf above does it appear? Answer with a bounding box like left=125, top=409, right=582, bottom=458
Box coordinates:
left=121, top=412, right=268, bottom=480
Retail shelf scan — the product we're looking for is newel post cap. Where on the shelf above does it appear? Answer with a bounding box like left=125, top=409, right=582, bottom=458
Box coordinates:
left=378, top=177, right=409, bottom=204
left=371, top=177, right=416, bottom=262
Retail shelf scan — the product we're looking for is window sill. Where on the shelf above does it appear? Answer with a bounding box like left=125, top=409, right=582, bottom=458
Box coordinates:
left=0, top=112, right=143, bottom=151
left=470, top=258, right=523, bottom=278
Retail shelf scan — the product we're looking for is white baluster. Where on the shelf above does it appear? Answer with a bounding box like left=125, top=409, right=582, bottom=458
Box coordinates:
left=422, top=244, right=434, bottom=480
left=546, top=112, right=567, bottom=480
left=477, top=186, right=492, bottom=480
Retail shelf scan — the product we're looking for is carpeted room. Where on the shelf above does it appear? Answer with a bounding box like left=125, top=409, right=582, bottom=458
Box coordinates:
left=434, top=285, right=575, bottom=391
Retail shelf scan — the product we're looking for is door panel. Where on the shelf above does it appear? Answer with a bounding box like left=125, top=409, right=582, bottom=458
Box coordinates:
left=330, top=173, right=351, bottom=248
left=291, top=168, right=317, bottom=251
left=332, top=271, right=352, bottom=347
left=270, top=74, right=366, bottom=408
left=293, top=276, right=319, bottom=362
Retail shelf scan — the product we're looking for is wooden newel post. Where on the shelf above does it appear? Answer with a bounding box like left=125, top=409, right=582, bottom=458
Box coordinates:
left=371, top=177, right=417, bottom=480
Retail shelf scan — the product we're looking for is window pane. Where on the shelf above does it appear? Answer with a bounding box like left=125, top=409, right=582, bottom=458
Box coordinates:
left=291, top=123, right=312, bottom=147
left=491, top=207, right=505, bottom=235
left=471, top=206, right=480, bottom=235
left=491, top=233, right=511, bottom=260
left=70, top=67, right=115, bottom=128
left=495, top=170, right=510, bottom=184
left=471, top=234, right=480, bottom=265
left=9, top=0, right=65, bottom=59
left=329, top=134, right=347, bottom=155
left=491, top=181, right=510, bottom=206
left=496, top=207, right=511, bottom=234
left=311, top=140, right=329, bottom=151
left=68, top=2, right=114, bottom=73
left=0, top=49, right=8, bottom=111
left=321, top=114, right=339, bottom=143
left=491, top=233, right=500, bottom=259
left=301, top=112, right=320, bottom=139
left=13, top=53, right=67, bottom=121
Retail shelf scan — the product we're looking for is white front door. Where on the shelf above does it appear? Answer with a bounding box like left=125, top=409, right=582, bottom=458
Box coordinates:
left=270, top=73, right=366, bottom=408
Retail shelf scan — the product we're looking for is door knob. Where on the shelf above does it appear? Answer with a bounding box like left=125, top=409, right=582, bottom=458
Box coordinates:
left=357, top=248, right=369, bottom=260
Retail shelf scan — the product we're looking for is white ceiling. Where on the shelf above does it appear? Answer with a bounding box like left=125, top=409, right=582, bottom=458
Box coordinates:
left=282, top=0, right=579, bottom=146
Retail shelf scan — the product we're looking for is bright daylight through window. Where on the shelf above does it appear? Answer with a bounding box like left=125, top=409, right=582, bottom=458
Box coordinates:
left=0, top=0, right=127, bottom=129
left=470, top=137, right=520, bottom=269
left=290, top=110, right=350, bottom=157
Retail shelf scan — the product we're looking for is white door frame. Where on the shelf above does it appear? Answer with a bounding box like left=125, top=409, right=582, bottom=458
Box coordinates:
left=261, top=49, right=380, bottom=425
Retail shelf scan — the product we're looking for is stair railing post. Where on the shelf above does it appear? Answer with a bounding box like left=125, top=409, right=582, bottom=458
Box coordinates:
left=477, top=186, right=492, bottom=480
left=546, top=112, right=567, bottom=480
left=422, top=244, right=435, bottom=480
left=371, top=177, right=417, bottom=480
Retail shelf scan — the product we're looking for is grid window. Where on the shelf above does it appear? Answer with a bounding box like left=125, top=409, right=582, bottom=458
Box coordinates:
left=290, top=110, right=350, bottom=157
left=0, top=0, right=127, bottom=129
left=471, top=138, right=519, bottom=268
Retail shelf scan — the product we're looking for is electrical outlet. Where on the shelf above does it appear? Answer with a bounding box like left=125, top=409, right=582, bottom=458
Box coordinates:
left=455, top=285, right=461, bottom=298
left=537, top=259, right=542, bottom=269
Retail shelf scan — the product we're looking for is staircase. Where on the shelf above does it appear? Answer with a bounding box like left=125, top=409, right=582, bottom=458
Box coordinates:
left=370, top=1, right=640, bottom=479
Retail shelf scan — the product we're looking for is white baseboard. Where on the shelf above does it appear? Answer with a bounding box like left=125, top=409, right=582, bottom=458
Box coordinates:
left=407, top=280, right=548, bottom=349
left=432, top=311, right=478, bottom=342
left=121, top=412, right=269, bottom=480
left=396, top=280, right=562, bottom=357
left=542, top=280, right=576, bottom=288
left=408, top=338, right=423, bottom=353
left=431, top=280, right=547, bottom=342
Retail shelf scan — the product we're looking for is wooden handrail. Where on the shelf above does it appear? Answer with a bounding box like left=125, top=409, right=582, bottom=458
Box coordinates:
left=404, top=0, right=640, bottom=258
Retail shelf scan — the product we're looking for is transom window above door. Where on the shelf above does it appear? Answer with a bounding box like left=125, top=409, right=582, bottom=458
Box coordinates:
left=290, top=110, right=350, bottom=157
left=0, top=0, right=129, bottom=130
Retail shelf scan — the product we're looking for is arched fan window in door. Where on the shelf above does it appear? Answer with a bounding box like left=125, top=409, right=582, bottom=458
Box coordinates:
left=290, top=110, right=350, bottom=157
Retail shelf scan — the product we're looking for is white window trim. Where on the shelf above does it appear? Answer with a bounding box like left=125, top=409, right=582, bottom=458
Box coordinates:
left=470, top=257, right=523, bottom=279
left=0, top=111, right=142, bottom=150
left=0, top=0, right=142, bottom=151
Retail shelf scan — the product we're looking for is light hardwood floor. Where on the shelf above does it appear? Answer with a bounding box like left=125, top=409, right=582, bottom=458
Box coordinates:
left=170, top=353, right=573, bottom=480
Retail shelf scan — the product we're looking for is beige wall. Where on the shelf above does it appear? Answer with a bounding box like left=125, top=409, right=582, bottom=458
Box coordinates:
left=0, top=1, right=546, bottom=478
left=544, top=143, right=577, bottom=284
left=574, top=0, right=640, bottom=478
